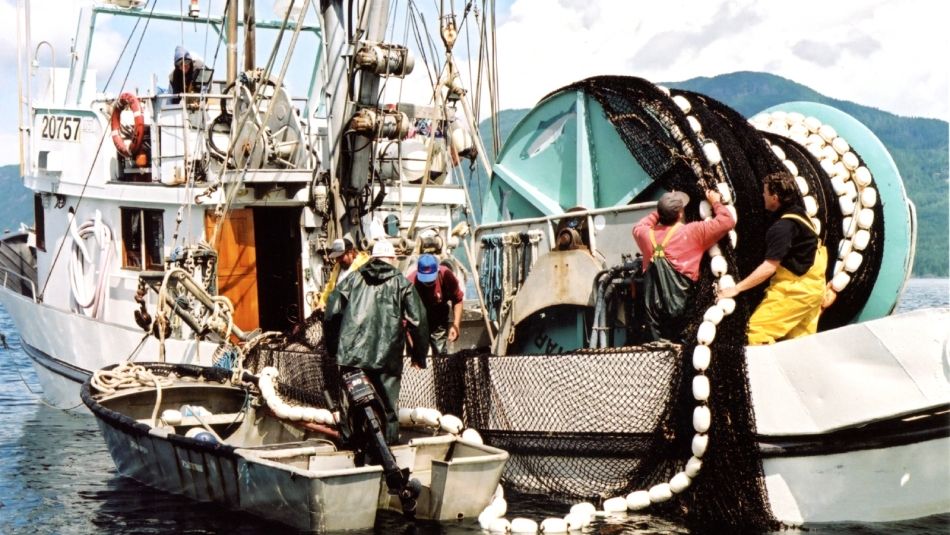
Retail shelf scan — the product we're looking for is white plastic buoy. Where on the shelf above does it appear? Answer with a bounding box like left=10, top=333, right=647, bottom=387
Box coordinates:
left=489, top=517, right=511, bottom=533
left=838, top=196, right=856, bottom=216
left=832, top=136, right=850, bottom=155
left=842, top=216, right=855, bottom=236
left=672, top=95, right=691, bottom=113
left=563, top=513, right=587, bottom=531
left=725, top=204, right=738, bottom=223
left=857, top=208, right=875, bottom=229
left=398, top=407, right=414, bottom=426
left=716, top=182, right=733, bottom=203
left=698, top=200, right=712, bottom=220
left=718, top=274, right=736, bottom=289
left=812, top=218, right=822, bottom=235
left=703, top=305, right=724, bottom=325
left=602, top=496, right=628, bottom=513
left=842, top=151, right=859, bottom=170
left=480, top=509, right=502, bottom=529
left=804, top=195, right=818, bottom=217
left=626, top=490, right=651, bottom=511
left=838, top=240, right=853, bottom=260
left=648, top=483, right=673, bottom=503
left=728, top=229, right=738, bottom=248
left=272, top=401, right=291, bottom=420
left=686, top=115, right=702, bottom=133
left=510, top=517, right=538, bottom=533
left=861, top=187, right=878, bottom=208
left=708, top=244, right=722, bottom=257
left=462, top=428, right=484, bottom=444
left=845, top=251, right=863, bottom=273
left=821, top=145, right=839, bottom=163
left=301, top=407, right=319, bottom=423
left=440, top=414, right=464, bottom=435
left=853, top=229, right=871, bottom=251
left=656, top=84, right=671, bottom=96
left=161, top=409, right=183, bottom=425
left=787, top=111, right=805, bottom=125
left=287, top=406, right=304, bottom=421
left=421, top=408, right=442, bottom=427
left=696, top=321, right=717, bottom=345
left=789, top=123, right=808, bottom=138
left=854, top=166, right=872, bottom=186
left=818, top=124, right=837, bottom=142
left=693, top=345, right=711, bottom=371
left=491, top=497, right=508, bottom=517
left=717, top=297, right=736, bottom=315
left=693, top=406, right=712, bottom=433
left=685, top=456, right=703, bottom=477
left=770, top=144, right=786, bottom=161
left=569, top=502, right=596, bottom=517
left=314, top=408, right=334, bottom=425
left=693, top=375, right=710, bottom=401
left=844, top=180, right=858, bottom=201
left=540, top=517, right=568, bottom=533
left=710, top=255, right=728, bottom=277
left=703, top=142, right=722, bottom=166
left=692, top=433, right=709, bottom=457
left=769, top=110, right=788, bottom=124
left=804, top=116, right=822, bottom=133
left=832, top=271, right=851, bottom=292
left=795, top=175, right=809, bottom=195
left=670, top=472, right=692, bottom=493
left=783, top=159, right=798, bottom=177
left=830, top=175, right=847, bottom=196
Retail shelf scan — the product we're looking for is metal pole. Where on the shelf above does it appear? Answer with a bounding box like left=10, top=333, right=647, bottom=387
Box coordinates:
left=226, top=0, right=238, bottom=84
left=243, top=0, right=255, bottom=71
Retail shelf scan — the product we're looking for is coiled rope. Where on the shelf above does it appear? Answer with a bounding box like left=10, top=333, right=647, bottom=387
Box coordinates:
left=90, top=362, right=175, bottom=427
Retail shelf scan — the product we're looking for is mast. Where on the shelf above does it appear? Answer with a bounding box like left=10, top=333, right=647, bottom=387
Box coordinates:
left=243, top=0, right=255, bottom=71
left=226, top=0, right=238, bottom=84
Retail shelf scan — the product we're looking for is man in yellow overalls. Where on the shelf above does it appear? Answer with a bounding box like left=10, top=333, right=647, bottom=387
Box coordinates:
left=718, top=172, right=827, bottom=344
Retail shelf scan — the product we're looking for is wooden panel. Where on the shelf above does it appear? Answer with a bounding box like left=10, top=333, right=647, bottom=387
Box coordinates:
left=206, top=209, right=259, bottom=331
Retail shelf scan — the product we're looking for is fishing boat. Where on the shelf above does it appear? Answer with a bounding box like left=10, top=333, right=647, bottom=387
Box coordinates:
left=81, top=361, right=507, bottom=532
left=3, top=0, right=946, bottom=529
left=2, top=0, right=490, bottom=408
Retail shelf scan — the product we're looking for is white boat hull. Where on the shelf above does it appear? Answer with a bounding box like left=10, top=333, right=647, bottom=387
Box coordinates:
left=0, top=287, right=217, bottom=409
left=763, top=435, right=949, bottom=524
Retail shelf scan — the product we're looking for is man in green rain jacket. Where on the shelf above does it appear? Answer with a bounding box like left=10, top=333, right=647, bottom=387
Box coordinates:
left=324, top=240, right=429, bottom=444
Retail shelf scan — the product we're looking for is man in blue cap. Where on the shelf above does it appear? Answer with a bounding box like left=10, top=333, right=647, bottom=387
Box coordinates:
left=408, top=254, right=464, bottom=354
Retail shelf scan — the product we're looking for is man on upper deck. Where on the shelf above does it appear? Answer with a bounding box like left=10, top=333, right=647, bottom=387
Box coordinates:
left=168, top=46, right=206, bottom=104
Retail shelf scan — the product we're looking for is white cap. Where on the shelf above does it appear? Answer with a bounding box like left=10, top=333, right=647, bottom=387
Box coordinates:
left=371, top=240, right=396, bottom=258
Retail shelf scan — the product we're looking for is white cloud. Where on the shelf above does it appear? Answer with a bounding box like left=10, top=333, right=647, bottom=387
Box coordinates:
left=492, top=0, right=949, bottom=120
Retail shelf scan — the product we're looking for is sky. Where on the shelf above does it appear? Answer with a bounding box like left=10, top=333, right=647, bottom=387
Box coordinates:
left=1, top=0, right=947, bottom=166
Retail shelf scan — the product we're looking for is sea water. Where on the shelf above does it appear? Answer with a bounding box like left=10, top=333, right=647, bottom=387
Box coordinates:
left=1, top=279, right=947, bottom=534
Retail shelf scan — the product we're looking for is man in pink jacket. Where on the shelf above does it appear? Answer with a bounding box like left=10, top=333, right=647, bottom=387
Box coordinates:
left=632, top=189, right=735, bottom=341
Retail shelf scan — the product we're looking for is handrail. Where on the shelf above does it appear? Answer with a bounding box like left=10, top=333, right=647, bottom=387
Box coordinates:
left=0, top=265, right=38, bottom=303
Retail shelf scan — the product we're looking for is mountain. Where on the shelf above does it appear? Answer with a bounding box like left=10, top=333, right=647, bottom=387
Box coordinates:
left=0, top=164, right=32, bottom=235
left=475, top=72, right=948, bottom=277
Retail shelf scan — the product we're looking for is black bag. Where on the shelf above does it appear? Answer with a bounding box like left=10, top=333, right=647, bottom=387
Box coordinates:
left=641, top=224, right=694, bottom=342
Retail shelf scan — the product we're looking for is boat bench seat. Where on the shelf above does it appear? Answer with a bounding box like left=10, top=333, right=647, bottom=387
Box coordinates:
left=138, top=412, right=246, bottom=428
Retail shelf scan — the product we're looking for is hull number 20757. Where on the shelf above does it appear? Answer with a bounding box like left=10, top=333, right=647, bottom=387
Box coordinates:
left=39, top=114, right=82, bottom=142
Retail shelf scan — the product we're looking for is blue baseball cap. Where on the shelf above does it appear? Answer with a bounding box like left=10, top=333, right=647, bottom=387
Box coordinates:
left=416, top=254, right=439, bottom=283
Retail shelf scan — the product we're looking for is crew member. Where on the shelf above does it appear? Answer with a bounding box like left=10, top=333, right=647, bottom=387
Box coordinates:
left=407, top=254, right=464, bottom=354
left=324, top=240, right=429, bottom=443
left=717, top=172, right=827, bottom=344
left=317, top=237, right=370, bottom=311
left=169, top=46, right=206, bottom=104
left=632, top=188, right=735, bottom=341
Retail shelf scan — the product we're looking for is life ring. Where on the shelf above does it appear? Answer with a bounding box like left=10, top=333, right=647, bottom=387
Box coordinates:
left=111, top=92, right=145, bottom=157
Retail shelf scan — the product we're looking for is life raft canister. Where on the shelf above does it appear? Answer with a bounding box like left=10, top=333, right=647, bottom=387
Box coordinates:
left=111, top=92, right=145, bottom=157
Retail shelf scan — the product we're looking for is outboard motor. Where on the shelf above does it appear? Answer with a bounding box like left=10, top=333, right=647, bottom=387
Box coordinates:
left=341, top=369, right=421, bottom=517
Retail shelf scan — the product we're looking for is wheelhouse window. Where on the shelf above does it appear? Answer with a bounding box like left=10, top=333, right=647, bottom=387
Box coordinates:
left=121, top=208, right=164, bottom=270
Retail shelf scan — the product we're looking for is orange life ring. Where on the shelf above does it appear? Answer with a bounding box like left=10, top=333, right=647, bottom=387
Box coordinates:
left=111, top=92, right=145, bottom=157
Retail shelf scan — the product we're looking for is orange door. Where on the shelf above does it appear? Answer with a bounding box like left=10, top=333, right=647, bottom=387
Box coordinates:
left=206, top=209, right=259, bottom=332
